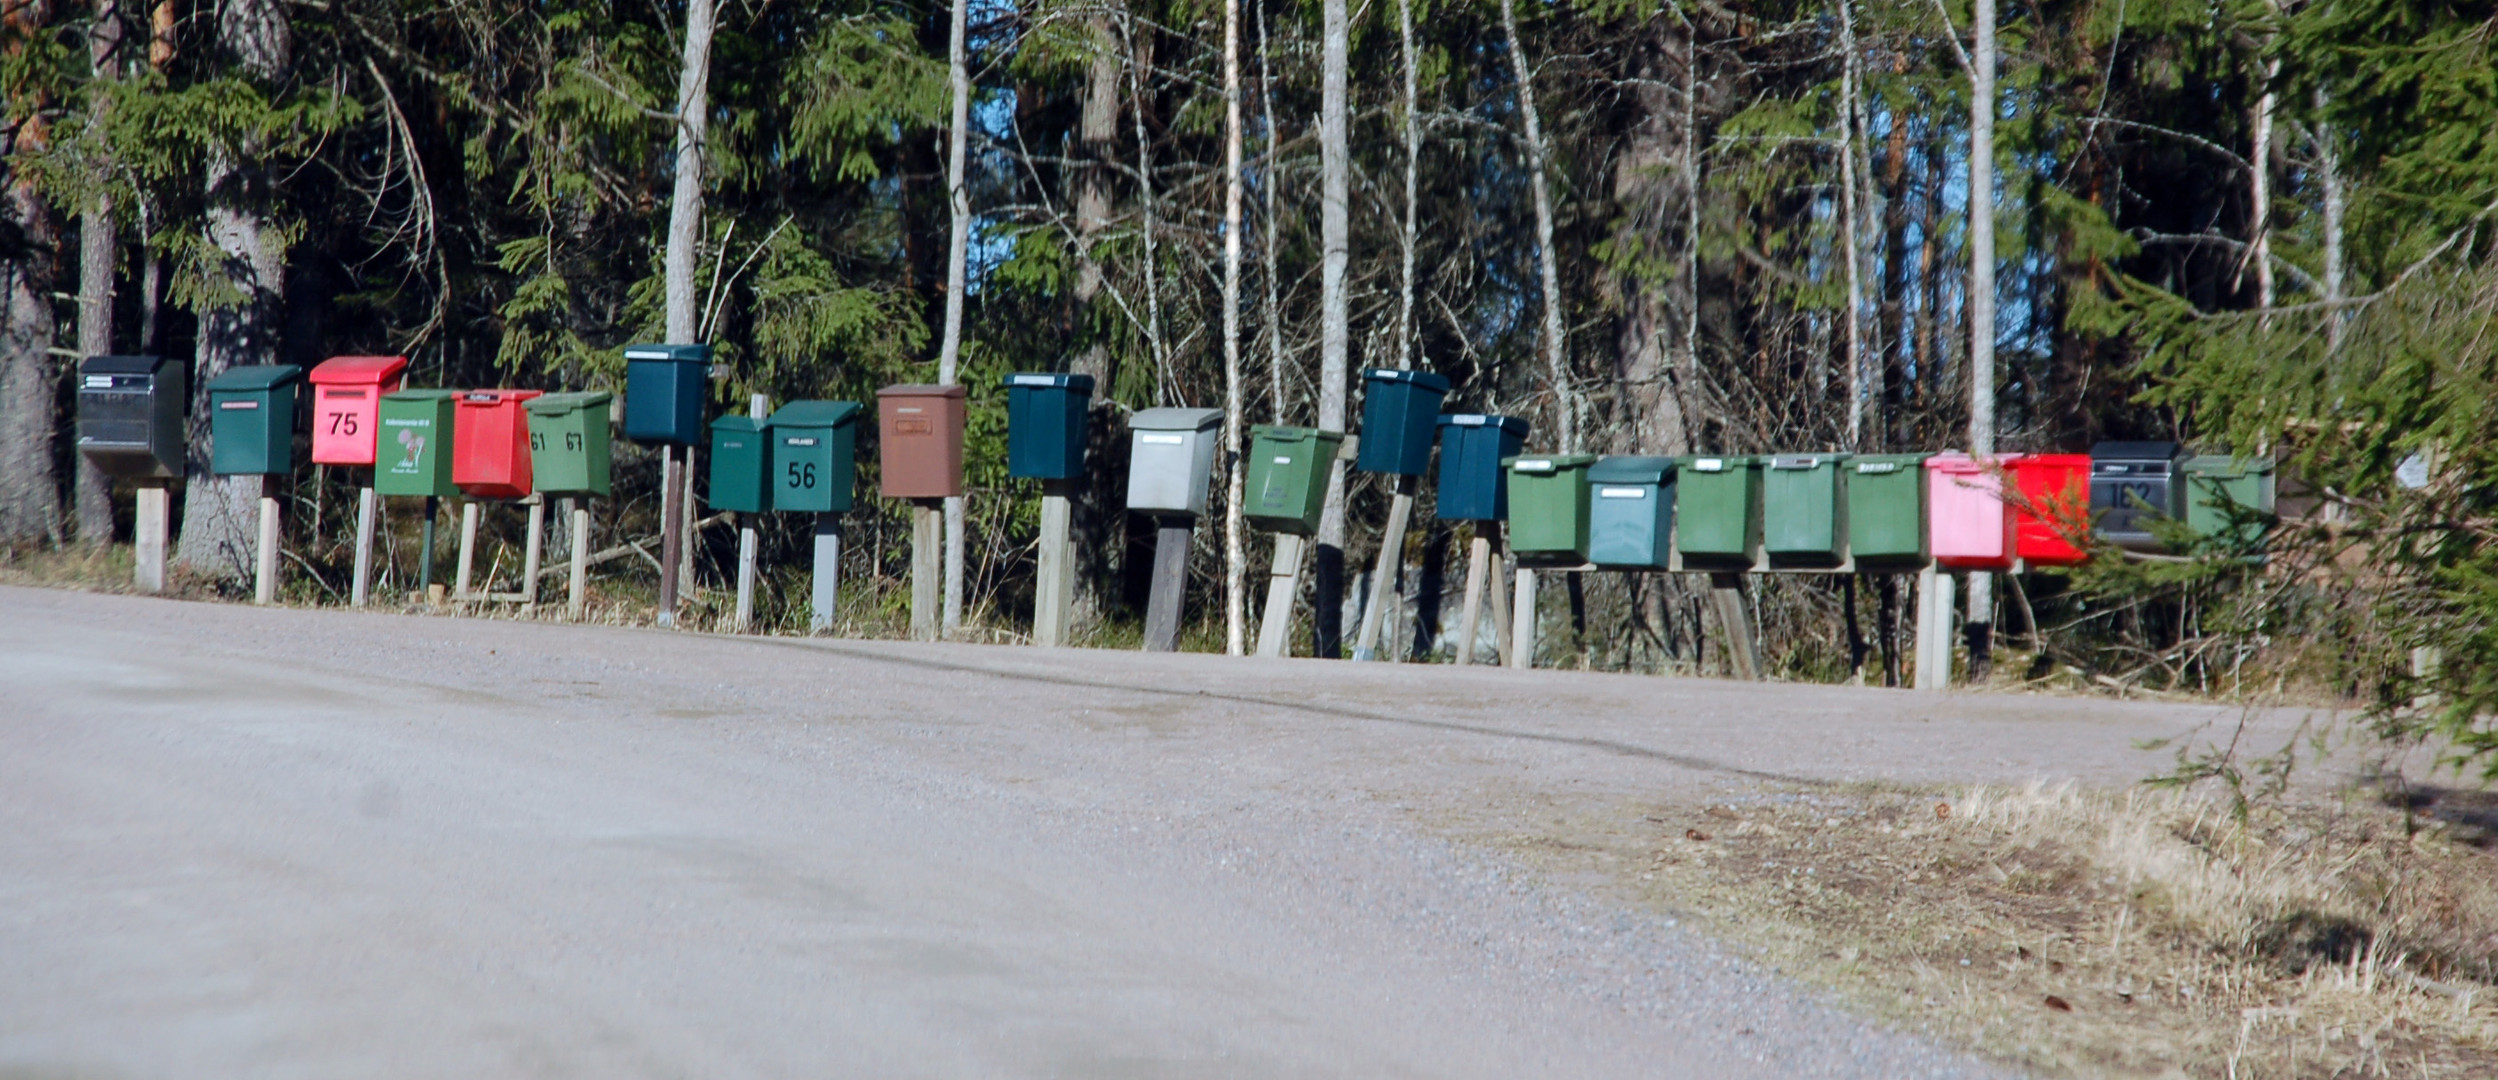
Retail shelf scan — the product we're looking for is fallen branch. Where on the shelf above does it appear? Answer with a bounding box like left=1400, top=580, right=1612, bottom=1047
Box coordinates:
left=534, top=512, right=734, bottom=580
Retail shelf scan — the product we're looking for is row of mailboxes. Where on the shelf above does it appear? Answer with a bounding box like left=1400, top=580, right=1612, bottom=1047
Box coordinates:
left=705, top=401, right=866, bottom=515
left=1498, top=453, right=1936, bottom=570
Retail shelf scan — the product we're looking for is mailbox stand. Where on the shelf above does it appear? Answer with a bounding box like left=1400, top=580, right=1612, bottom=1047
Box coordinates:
left=204, top=364, right=305, bottom=605
left=1004, top=373, right=1096, bottom=647
left=520, top=494, right=545, bottom=611
left=1453, top=522, right=1504, bottom=666
left=254, top=477, right=282, bottom=605
left=1254, top=531, right=1306, bottom=657
left=1915, top=563, right=1956, bottom=690
left=1128, top=407, right=1223, bottom=652
left=735, top=394, right=767, bottom=631
left=456, top=501, right=481, bottom=603
left=134, top=483, right=170, bottom=593
left=309, top=355, right=410, bottom=607
left=1352, top=475, right=1420, bottom=661
left=812, top=514, right=843, bottom=633
left=1036, top=479, right=1077, bottom=646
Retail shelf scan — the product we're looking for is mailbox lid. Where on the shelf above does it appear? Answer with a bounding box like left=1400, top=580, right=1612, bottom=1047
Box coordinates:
left=876, top=385, right=968, bottom=498
left=1130, top=406, right=1222, bottom=432
left=308, top=357, right=407, bottom=466
left=1434, top=414, right=1530, bottom=521
left=308, top=355, right=409, bottom=386
left=525, top=390, right=614, bottom=415
left=1587, top=455, right=1673, bottom=485
left=1587, top=455, right=1675, bottom=569
left=2010, top=453, right=2091, bottom=566
left=204, top=364, right=306, bottom=393
left=771, top=402, right=862, bottom=514
left=205, top=364, right=304, bottom=475
left=1243, top=424, right=1343, bottom=535
left=770, top=400, right=865, bottom=430
left=1846, top=453, right=1930, bottom=567
left=77, top=355, right=185, bottom=478
left=707, top=416, right=770, bottom=513
left=1674, top=454, right=1762, bottom=563
left=1763, top=453, right=1850, bottom=560
left=1503, top=453, right=1597, bottom=560
left=1356, top=368, right=1452, bottom=476
left=375, top=390, right=460, bottom=497
left=1925, top=453, right=2016, bottom=569
left=622, top=342, right=712, bottom=445
left=1002, top=372, right=1095, bottom=391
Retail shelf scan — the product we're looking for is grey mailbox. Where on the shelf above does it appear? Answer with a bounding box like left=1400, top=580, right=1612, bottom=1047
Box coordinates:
left=77, top=355, right=186, bottom=479
left=1126, top=407, right=1223, bottom=518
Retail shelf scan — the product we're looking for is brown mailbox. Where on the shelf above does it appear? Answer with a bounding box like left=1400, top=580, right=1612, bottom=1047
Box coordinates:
left=876, top=384, right=969, bottom=498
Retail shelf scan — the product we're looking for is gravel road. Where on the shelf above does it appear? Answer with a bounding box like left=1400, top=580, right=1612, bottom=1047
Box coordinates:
left=0, top=586, right=2295, bottom=1078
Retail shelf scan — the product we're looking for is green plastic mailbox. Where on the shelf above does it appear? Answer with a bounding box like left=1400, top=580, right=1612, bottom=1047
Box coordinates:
left=1845, top=454, right=1930, bottom=570
left=1244, top=425, right=1344, bottom=535
left=2182, top=454, right=2275, bottom=545
left=621, top=343, right=710, bottom=445
left=707, top=416, right=771, bottom=514
left=205, top=364, right=304, bottom=476
left=770, top=400, right=863, bottom=514
left=525, top=391, right=614, bottom=497
left=376, top=390, right=459, bottom=498
left=1504, top=454, right=1596, bottom=563
left=1763, top=453, right=1850, bottom=567
left=1587, top=456, right=1675, bottom=570
left=1003, top=372, right=1095, bottom=480
left=1675, top=455, right=1761, bottom=570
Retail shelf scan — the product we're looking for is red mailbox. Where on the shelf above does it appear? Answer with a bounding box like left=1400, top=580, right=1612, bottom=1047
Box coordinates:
left=452, top=389, right=542, bottom=499
left=307, top=356, right=408, bottom=466
left=2009, top=454, right=2091, bottom=567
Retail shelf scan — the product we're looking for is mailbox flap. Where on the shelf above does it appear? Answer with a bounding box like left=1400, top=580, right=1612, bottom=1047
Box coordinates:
left=309, top=355, right=409, bottom=386
left=1767, top=453, right=1849, bottom=470
left=81, top=354, right=170, bottom=380
left=2181, top=453, right=2272, bottom=479
left=769, top=400, right=864, bottom=429
left=711, top=415, right=764, bottom=436
left=1360, top=367, right=1452, bottom=392
left=621, top=342, right=713, bottom=364
left=875, top=383, right=968, bottom=401
left=1435, top=413, right=1529, bottom=436
left=1250, top=424, right=1337, bottom=446
left=203, top=364, right=305, bottom=392
left=1002, top=372, right=1096, bottom=392
left=1587, top=456, right=1674, bottom=485
left=460, top=389, right=543, bottom=406
left=1131, top=406, right=1222, bottom=432
left=526, top=391, right=614, bottom=415
left=2089, top=440, right=2182, bottom=463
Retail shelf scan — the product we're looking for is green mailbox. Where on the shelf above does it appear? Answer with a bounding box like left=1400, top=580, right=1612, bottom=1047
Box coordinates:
left=376, top=390, right=459, bottom=497
left=1763, top=453, right=1851, bottom=568
left=621, top=343, right=711, bottom=445
left=707, top=416, right=771, bottom=514
left=1244, top=425, right=1344, bottom=535
left=1504, top=454, right=1596, bottom=563
left=1675, top=455, right=1761, bottom=570
left=1844, top=453, right=1930, bottom=570
left=2182, top=454, right=2275, bottom=545
left=769, top=400, right=863, bottom=514
left=1003, top=372, right=1095, bottom=480
left=525, top=391, right=614, bottom=497
left=205, top=364, right=304, bottom=476
left=1587, top=456, right=1675, bottom=570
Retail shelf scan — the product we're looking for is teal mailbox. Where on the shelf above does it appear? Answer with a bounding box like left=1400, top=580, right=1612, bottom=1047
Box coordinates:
left=622, top=343, right=710, bottom=445
left=1004, top=372, right=1095, bottom=480
left=205, top=364, right=305, bottom=476
left=769, top=400, right=863, bottom=513
left=708, top=416, right=771, bottom=513
left=1587, top=456, right=1676, bottom=569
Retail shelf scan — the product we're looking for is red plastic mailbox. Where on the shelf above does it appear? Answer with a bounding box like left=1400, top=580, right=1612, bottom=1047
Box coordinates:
left=1926, top=453, right=2019, bottom=571
left=307, top=356, right=408, bottom=466
left=2009, top=453, right=2091, bottom=567
left=452, top=389, right=543, bottom=499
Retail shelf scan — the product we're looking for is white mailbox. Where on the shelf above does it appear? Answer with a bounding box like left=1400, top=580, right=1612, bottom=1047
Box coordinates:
left=1125, top=407, right=1223, bottom=518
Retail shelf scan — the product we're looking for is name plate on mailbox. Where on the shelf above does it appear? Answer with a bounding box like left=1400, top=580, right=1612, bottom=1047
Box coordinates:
left=1140, top=434, right=1184, bottom=445
left=219, top=400, right=260, bottom=410
left=1690, top=458, right=1726, bottom=472
left=1598, top=487, right=1647, bottom=499
left=786, top=437, right=818, bottom=446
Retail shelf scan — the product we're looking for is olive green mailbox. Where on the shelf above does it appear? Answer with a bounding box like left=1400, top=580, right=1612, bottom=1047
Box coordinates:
left=376, top=390, right=459, bottom=498
left=769, top=400, right=863, bottom=514
left=1763, top=453, right=1850, bottom=568
left=1504, top=454, right=1597, bottom=563
left=1674, top=455, right=1761, bottom=570
left=525, top=391, right=613, bottom=496
left=1844, top=454, right=1930, bottom=570
left=1243, top=425, right=1343, bottom=535
left=707, top=416, right=771, bottom=514
left=2182, top=454, right=2275, bottom=545
left=205, top=364, right=305, bottom=476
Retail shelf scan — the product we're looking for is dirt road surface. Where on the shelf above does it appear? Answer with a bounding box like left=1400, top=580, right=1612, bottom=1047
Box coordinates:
left=0, top=586, right=2298, bottom=1078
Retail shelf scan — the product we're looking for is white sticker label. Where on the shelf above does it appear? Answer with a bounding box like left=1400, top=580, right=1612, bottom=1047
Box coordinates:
left=1453, top=415, right=1485, bottom=426
left=1693, top=458, right=1725, bottom=471
left=1598, top=487, right=1647, bottom=499
left=1857, top=462, right=1897, bottom=474
left=1010, top=375, right=1058, bottom=387
left=1140, top=434, right=1184, bottom=445
left=897, top=407, right=923, bottom=414
left=218, top=400, right=260, bottom=410
left=1273, top=456, right=1292, bottom=464
left=785, top=437, right=819, bottom=447
left=83, top=375, right=113, bottom=388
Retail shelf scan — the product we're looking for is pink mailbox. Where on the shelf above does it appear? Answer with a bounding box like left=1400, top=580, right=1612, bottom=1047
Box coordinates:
left=307, top=356, right=409, bottom=466
left=1926, top=453, right=2020, bottom=571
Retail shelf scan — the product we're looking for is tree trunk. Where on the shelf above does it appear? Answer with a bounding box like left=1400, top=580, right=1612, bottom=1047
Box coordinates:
left=1397, top=0, right=1419, bottom=374
left=1964, top=0, right=1998, bottom=680
left=73, top=0, right=122, bottom=545
left=664, top=0, right=713, bottom=343
left=0, top=180, right=58, bottom=545
left=2316, top=90, right=2344, bottom=353
left=1220, top=0, right=1246, bottom=655
left=1312, top=0, right=1351, bottom=657
left=940, top=0, right=970, bottom=635
left=1606, top=18, right=1696, bottom=461
left=1500, top=0, right=1573, bottom=452
left=1069, top=13, right=1119, bottom=633
left=1838, top=0, right=1867, bottom=449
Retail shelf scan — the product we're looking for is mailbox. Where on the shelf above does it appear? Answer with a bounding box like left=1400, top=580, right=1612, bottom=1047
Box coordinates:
left=1435, top=414, right=1528, bottom=522
left=306, top=356, right=407, bottom=466
left=76, top=355, right=184, bottom=479
left=2182, top=454, right=2275, bottom=545
left=205, top=364, right=304, bottom=476
left=2090, top=441, right=2185, bottom=551
left=1764, top=453, right=1850, bottom=567
left=1243, top=424, right=1343, bottom=535
left=525, top=391, right=614, bottom=497
left=1675, top=455, right=1761, bottom=570
left=1845, top=454, right=1930, bottom=570
left=876, top=384, right=968, bottom=498
left=1504, top=454, right=1595, bottom=562
left=1587, top=456, right=1674, bottom=570
left=771, top=400, right=864, bottom=514
left=1355, top=367, right=1451, bottom=476
left=451, top=389, right=542, bottom=499
left=375, top=390, right=459, bottom=498
left=1003, top=372, right=1095, bottom=480
left=1126, top=407, right=1223, bottom=518
left=1926, top=453, right=2016, bottom=570
left=621, top=343, right=710, bottom=445
left=707, top=416, right=771, bottom=514
left=2011, top=453, right=2091, bottom=566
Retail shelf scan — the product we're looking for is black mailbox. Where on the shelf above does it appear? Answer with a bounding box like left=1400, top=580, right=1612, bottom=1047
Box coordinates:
left=77, top=355, right=185, bottom=479
left=2090, top=440, right=2184, bottom=551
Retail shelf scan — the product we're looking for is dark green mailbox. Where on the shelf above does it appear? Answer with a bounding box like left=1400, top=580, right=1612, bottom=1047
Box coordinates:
left=1356, top=367, right=1451, bottom=476
left=1004, top=372, right=1095, bottom=480
left=622, top=343, right=710, bottom=445
left=1504, top=454, right=1596, bottom=562
left=708, top=416, right=771, bottom=513
left=205, top=364, right=304, bottom=476
left=1244, top=425, right=1344, bottom=535
left=376, top=389, right=459, bottom=498
left=1435, top=414, right=1528, bottom=522
left=1764, top=453, right=1851, bottom=567
left=1587, top=457, right=1675, bottom=570
left=77, top=355, right=185, bottom=479
left=769, top=400, right=863, bottom=514
left=525, top=391, right=614, bottom=496
left=1675, top=455, right=1761, bottom=570
left=1845, top=454, right=1929, bottom=569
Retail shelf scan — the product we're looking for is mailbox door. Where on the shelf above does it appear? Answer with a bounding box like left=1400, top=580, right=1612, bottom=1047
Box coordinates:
left=1763, top=458, right=1846, bottom=562
left=2090, top=461, right=2178, bottom=549
left=1504, top=458, right=1592, bottom=560
left=1675, top=457, right=1759, bottom=564
left=1244, top=427, right=1337, bottom=535
left=453, top=394, right=536, bottom=499
left=624, top=357, right=706, bottom=445
left=1126, top=429, right=1208, bottom=516
left=1927, top=456, right=2014, bottom=569
left=707, top=420, right=769, bottom=513
left=1588, top=481, right=1671, bottom=569
left=2011, top=454, right=2090, bottom=566
left=1846, top=456, right=1928, bottom=568
left=78, top=358, right=185, bottom=479
left=310, top=386, right=386, bottom=466
left=774, top=427, right=855, bottom=514
left=1435, top=419, right=1526, bottom=522
left=2183, top=456, right=2274, bottom=544
left=376, top=393, right=458, bottom=497
left=877, top=389, right=967, bottom=498
left=210, top=388, right=289, bottom=475
left=526, top=400, right=612, bottom=497
left=1004, top=376, right=1094, bottom=480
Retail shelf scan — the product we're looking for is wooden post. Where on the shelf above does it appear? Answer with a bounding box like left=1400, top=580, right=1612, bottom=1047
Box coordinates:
left=349, top=486, right=378, bottom=607
left=811, top=512, right=843, bottom=633
left=417, top=495, right=440, bottom=598
left=455, top=500, right=481, bottom=604
left=1143, top=520, right=1193, bottom=652
left=1454, top=532, right=1491, bottom=665
left=520, top=495, right=545, bottom=612
left=911, top=499, right=941, bottom=641
left=1488, top=527, right=1513, bottom=666
left=1034, top=479, right=1077, bottom=646
left=1914, top=563, right=1954, bottom=690
left=657, top=445, right=683, bottom=626
left=1352, top=475, right=1418, bottom=661
left=1709, top=572, right=1763, bottom=681
left=1507, top=565, right=1536, bottom=669
left=134, top=482, right=169, bottom=594
left=735, top=393, right=766, bottom=633
left=253, top=476, right=282, bottom=606
left=567, top=499, right=591, bottom=619
left=1254, top=533, right=1305, bottom=657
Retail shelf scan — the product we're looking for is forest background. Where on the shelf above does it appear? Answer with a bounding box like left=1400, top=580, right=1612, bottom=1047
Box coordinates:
left=1, top=0, right=2494, bottom=770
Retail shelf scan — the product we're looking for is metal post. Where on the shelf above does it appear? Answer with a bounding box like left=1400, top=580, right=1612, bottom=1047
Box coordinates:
left=911, top=499, right=941, bottom=640
left=657, top=445, right=683, bottom=626
left=350, top=486, right=378, bottom=607
left=568, top=500, right=591, bottom=619
left=417, top=495, right=440, bottom=598
left=1455, top=532, right=1491, bottom=666
left=520, top=494, right=545, bottom=612
left=253, top=477, right=281, bottom=606
left=455, top=500, right=481, bottom=604
left=1035, top=479, right=1077, bottom=646
left=1507, top=565, right=1536, bottom=670
left=1353, top=475, right=1418, bottom=660
left=134, top=483, right=168, bottom=594
left=1254, top=533, right=1305, bottom=657
left=1143, top=520, right=1193, bottom=652
left=811, top=512, right=843, bottom=633
left=734, top=393, right=767, bottom=632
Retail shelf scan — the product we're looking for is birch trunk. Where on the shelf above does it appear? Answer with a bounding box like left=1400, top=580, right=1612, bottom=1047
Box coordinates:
left=939, top=0, right=971, bottom=634
left=1397, top=0, right=1419, bottom=373
left=1312, top=0, right=1351, bottom=656
left=2251, top=55, right=2278, bottom=312
left=1963, top=0, right=1998, bottom=678
left=1500, top=0, right=1573, bottom=452
left=664, top=0, right=712, bottom=341
left=73, top=0, right=122, bottom=545
left=1221, top=0, right=1246, bottom=655
left=1838, top=0, right=1867, bottom=449
left=2316, top=90, right=2345, bottom=352
left=1259, top=3, right=1285, bottom=419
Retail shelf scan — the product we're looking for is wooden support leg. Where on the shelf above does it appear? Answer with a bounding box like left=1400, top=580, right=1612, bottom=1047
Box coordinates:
left=417, top=496, right=440, bottom=600
left=519, top=495, right=545, bottom=612
left=455, top=501, right=480, bottom=605
left=134, top=483, right=168, bottom=594
left=351, top=486, right=378, bottom=607
left=1035, top=483, right=1076, bottom=647
left=911, top=500, right=941, bottom=641
left=1353, top=478, right=1419, bottom=661
left=1455, top=533, right=1490, bottom=666
left=1508, top=565, right=1537, bottom=670
left=1708, top=573, right=1763, bottom=681
left=1254, top=533, right=1305, bottom=658
left=657, top=446, right=683, bottom=627
left=1143, top=520, right=1193, bottom=652
left=1914, top=564, right=1955, bottom=691
left=568, top=501, right=591, bottom=620
left=1489, top=532, right=1514, bottom=666
left=254, top=478, right=282, bottom=606
left=811, top=513, right=843, bottom=633
left=734, top=514, right=759, bottom=632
